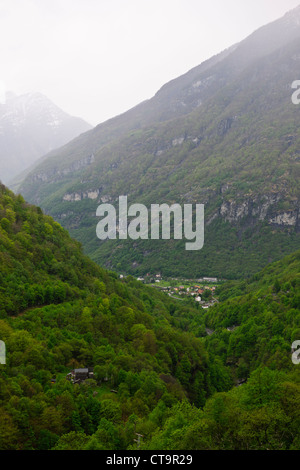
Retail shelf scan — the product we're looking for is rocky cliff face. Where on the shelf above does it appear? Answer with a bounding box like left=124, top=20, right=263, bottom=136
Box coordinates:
left=62, top=189, right=109, bottom=202
left=219, top=194, right=299, bottom=230
left=31, top=154, right=96, bottom=184
left=58, top=184, right=299, bottom=230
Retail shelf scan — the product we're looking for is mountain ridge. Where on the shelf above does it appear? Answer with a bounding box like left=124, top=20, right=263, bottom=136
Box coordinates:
left=14, top=6, right=300, bottom=279
left=0, top=91, right=92, bottom=184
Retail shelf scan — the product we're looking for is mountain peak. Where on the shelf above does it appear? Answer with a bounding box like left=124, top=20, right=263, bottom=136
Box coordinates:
left=0, top=91, right=92, bottom=184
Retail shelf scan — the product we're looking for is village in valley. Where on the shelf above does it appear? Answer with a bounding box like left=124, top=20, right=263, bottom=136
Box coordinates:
left=134, top=273, right=220, bottom=309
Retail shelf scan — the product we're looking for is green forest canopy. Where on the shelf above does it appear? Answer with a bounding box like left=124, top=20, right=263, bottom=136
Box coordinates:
left=0, top=184, right=299, bottom=450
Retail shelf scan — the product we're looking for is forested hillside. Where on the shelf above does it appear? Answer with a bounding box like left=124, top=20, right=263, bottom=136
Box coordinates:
left=139, top=250, right=300, bottom=450
left=0, top=184, right=299, bottom=450
left=0, top=184, right=226, bottom=449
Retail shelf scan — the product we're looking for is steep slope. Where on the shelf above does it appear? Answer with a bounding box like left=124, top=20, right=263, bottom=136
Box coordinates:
left=141, top=249, right=300, bottom=450
left=0, top=185, right=299, bottom=450
left=17, top=6, right=300, bottom=279
left=0, top=184, right=221, bottom=450
left=203, top=249, right=300, bottom=374
left=0, top=92, right=92, bottom=184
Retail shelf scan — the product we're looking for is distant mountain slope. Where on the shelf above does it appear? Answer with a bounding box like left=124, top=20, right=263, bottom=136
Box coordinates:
left=0, top=91, right=92, bottom=184
left=17, top=6, right=300, bottom=279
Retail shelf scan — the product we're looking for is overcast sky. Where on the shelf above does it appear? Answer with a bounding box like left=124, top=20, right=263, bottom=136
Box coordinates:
left=1, top=0, right=300, bottom=126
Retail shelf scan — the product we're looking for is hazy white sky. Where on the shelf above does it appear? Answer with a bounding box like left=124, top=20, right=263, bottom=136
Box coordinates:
left=1, top=0, right=300, bottom=125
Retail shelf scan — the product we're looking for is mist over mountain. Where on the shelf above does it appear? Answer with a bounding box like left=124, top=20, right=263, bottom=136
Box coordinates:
left=1, top=3, right=300, bottom=453
left=0, top=91, right=92, bottom=184
left=16, top=6, right=300, bottom=279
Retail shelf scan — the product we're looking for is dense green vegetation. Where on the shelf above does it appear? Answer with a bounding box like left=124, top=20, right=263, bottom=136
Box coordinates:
left=0, top=184, right=299, bottom=450
left=143, top=250, right=300, bottom=450
left=0, top=184, right=225, bottom=449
